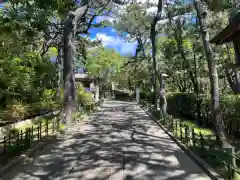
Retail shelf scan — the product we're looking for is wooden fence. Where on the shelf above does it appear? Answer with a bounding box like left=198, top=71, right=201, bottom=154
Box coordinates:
left=0, top=99, right=104, bottom=165
left=0, top=112, right=60, bottom=164
left=139, top=99, right=240, bottom=180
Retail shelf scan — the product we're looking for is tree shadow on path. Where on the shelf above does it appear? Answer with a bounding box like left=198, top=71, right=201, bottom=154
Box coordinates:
left=1, top=100, right=210, bottom=180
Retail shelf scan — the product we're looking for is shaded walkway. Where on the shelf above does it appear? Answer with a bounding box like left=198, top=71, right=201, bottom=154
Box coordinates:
left=1, top=100, right=211, bottom=180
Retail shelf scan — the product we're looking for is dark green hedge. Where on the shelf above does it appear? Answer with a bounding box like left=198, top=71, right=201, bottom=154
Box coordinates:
left=166, top=92, right=240, bottom=136
left=114, top=90, right=131, bottom=100
left=114, top=89, right=240, bottom=136
left=131, top=91, right=155, bottom=103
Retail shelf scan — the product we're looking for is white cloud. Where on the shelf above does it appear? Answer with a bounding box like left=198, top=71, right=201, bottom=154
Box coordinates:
left=92, top=33, right=136, bottom=55
left=95, top=16, right=115, bottom=23
left=146, top=6, right=158, bottom=14
left=95, top=33, right=122, bottom=46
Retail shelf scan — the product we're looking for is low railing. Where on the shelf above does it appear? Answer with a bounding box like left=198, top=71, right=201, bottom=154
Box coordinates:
left=0, top=99, right=104, bottom=165
left=0, top=111, right=60, bottom=165
left=139, top=99, right=240, bottom=180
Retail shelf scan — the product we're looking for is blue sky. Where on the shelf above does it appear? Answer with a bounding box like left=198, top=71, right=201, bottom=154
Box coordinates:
left=0, top=1, right=194, bottom=56
left=87, top=16, right=137, bottom=56
left=0, top=1, right=137, bottom=56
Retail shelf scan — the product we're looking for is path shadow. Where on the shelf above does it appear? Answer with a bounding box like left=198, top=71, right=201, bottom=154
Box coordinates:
left=1, top=100, right=210, bottom=180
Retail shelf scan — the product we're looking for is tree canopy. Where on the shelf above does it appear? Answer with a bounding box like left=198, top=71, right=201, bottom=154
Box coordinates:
left=2, top=0, right=240, bottom=177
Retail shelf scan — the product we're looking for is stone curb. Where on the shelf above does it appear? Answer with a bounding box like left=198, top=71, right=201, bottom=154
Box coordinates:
left=139, top=104, right=224, bottom=180
left=0, top=135, right=57, bottom=176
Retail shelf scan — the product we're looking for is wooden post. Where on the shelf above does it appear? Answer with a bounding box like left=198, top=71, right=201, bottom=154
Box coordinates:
left=192, top=128, right=196, bottom=147
left=185, top=125, right=188, bottom=145
left=46, top=118, right=49, bottom=136
left=180, top=121, right=183, bottom=141
left=227, top=163, right=232, bottom=180
left=28, top=128, right=31, bottom=146
left=39, top=122, right=42, bottom=139
left=25, top=128, right=28, bottom=147
left=3, top=136, right=6, bottom=152
left=8, top=134, right=11, bottom=148
left=200, top=132, right=204, bottom=156
left=227, top=146, right=237, bottom=179
left=31, top=126, right=33, bottom=140
left=20, top=130, right=23, bottom=149
left=16, top=131, right=20, bottom=147
left=37, top=125, right=40, bottom=140
left=175, top=120, right=178, bottom=136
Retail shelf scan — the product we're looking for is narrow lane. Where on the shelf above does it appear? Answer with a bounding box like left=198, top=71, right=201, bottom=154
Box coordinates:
left=1, top=100, right=211, bottom=180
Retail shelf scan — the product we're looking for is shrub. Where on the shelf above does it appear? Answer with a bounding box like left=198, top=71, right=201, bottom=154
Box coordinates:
left=80, top=92, right=93, bottom=106
left=166, top=92, right=240, bottom=134
left=9, top=128, right=19, bottom=136
left=220, top=95, right=240, bottom=133
left=131, top=91, right=149, bottom=101
left=114, top=90, right=131, bottom=100
left=76, top=83, right=93, bottom=107
left=6, top=101, right=28, bottom=119
left=40, top=89, right=58, bottom=110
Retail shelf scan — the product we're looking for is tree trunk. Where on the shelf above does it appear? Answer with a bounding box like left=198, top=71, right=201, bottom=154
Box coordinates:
left=193, top=46, right=202, bottom=119
left=150, top=19, right=158, bottom=109
left=63, top=19, right=75, bottom=127
left=150, top=0, right=166, bottom=110
left=158, top=74, right=167, bottom=114
left=62, top=5, right=87, bottom=127
left=194, top=0, right=229, bottom=148
left=57, top=44, right=63, bottom=99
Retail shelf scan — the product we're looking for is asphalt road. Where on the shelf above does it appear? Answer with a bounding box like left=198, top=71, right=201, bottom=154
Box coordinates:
left=1, top=100, right=211, bottom=180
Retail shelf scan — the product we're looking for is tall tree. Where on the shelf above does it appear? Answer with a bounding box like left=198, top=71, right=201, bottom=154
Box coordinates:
left=62, top=0, right=126, bottom=126
left=194, top=0, right=228, bottom=148
left=150, top=0, right=167, bottom=113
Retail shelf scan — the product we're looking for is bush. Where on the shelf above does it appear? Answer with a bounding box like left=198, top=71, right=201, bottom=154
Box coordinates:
left=114, top=90, right=131, bottom=100
left=0, top=89, right=59, bottom=121
left=220, top=95, right=240, bottom=134
left=167, top=93, right=198, bottom=118
left=166, top=92, right=240, bottom=134
left=40, top=89, right=58, bottom=110
left=76, top=83, right=93, bottom=107
left=5, top=101, right=28, bottom=119
left=79, top=92, right=93, bottom=106
left=131, top=91, right=150, bottom=100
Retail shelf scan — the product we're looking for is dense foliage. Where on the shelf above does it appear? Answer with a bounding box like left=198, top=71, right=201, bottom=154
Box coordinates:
left=2, top=0, right=240, bottom=178
left=0, top=4, right=60, bottom=121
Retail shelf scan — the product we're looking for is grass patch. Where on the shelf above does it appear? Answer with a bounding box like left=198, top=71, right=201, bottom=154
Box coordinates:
left=181, top=120, right=213, bottom=136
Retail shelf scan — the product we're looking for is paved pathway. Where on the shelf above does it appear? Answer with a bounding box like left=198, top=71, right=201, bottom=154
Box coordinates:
left=1, top=100, right=211, bottom=180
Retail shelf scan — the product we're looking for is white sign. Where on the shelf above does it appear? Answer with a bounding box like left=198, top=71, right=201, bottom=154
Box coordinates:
left=136, top=88, right=140, bottom=103
left=112, top=82, right=115, bottom=90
